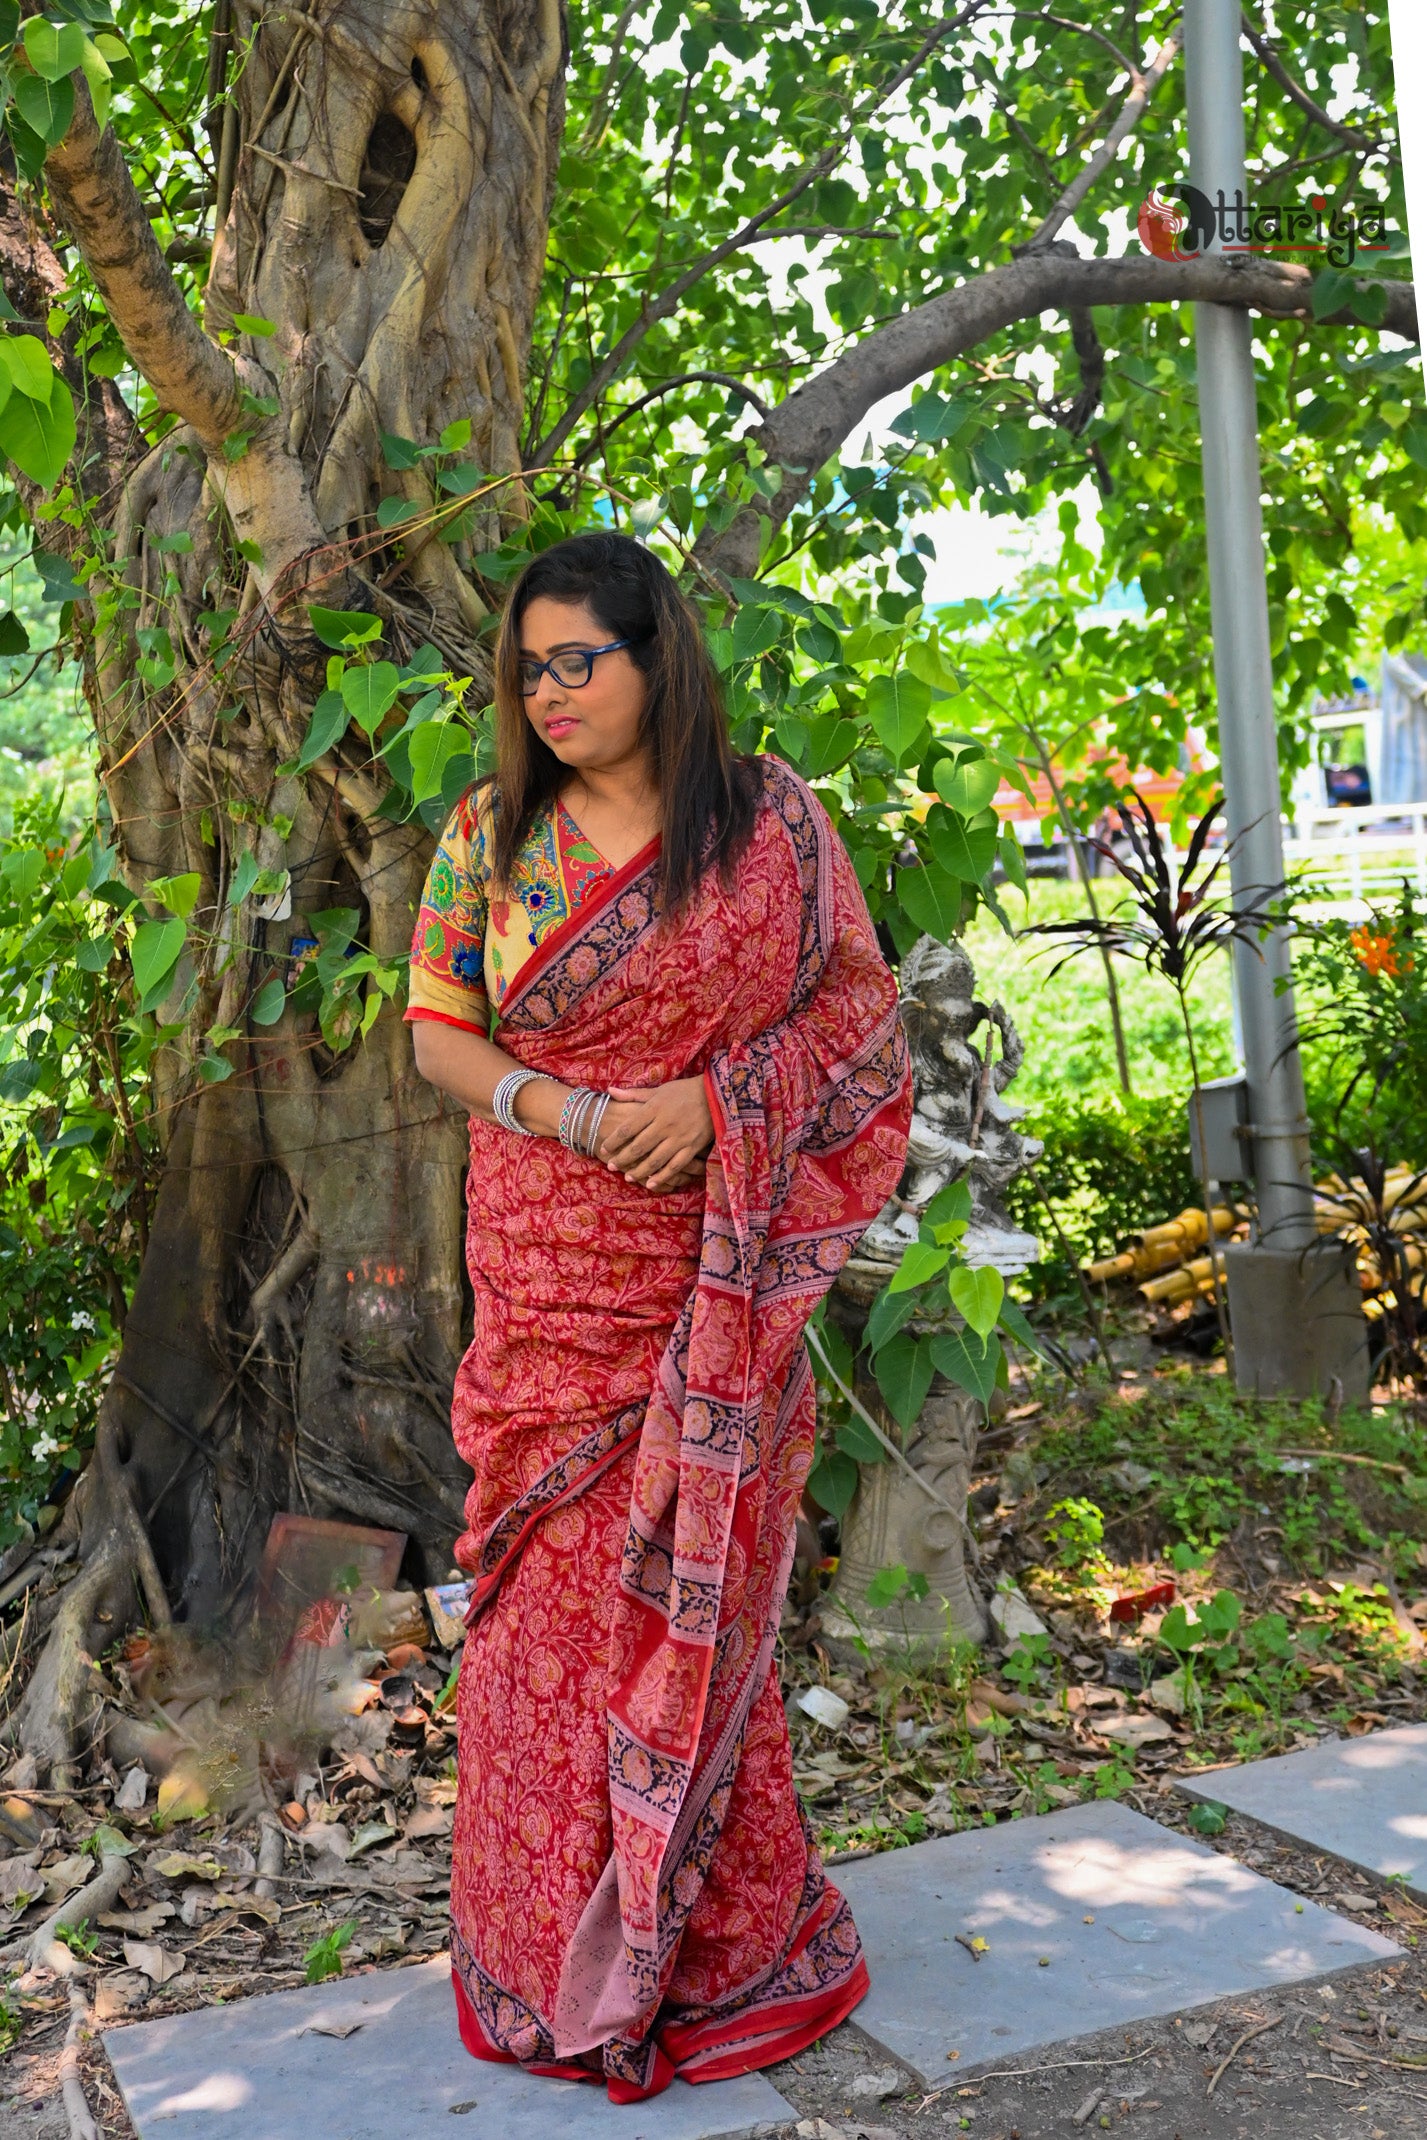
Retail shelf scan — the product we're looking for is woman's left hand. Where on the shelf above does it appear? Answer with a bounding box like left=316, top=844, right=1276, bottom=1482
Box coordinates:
left=599, top=1077, right=714, bottom=1190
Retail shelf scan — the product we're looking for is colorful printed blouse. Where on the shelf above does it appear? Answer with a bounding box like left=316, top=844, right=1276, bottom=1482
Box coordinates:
left=405, top=785, right=614, bottom=1031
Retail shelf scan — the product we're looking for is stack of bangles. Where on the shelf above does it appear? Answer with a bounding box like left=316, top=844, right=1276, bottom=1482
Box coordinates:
left=490, top=1068, right=613, bottom=1158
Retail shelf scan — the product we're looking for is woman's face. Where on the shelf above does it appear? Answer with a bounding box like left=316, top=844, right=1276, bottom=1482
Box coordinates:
left=518, top=596, right=647, bottom=775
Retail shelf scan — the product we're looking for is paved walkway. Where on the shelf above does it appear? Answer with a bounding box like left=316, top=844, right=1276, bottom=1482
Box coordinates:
left=103, top=1742, right=1418, bottom=2140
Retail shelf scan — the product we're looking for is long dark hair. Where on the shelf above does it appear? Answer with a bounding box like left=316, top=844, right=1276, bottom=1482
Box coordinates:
left=490, top=532, right=760, bottom=912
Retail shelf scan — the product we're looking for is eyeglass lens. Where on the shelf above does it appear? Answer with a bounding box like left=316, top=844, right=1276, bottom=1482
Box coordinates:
left=519, top=650, right=595, bottom=693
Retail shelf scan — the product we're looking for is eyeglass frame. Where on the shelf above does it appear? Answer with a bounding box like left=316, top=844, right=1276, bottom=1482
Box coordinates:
left=517, top=638, right=633, bottom=696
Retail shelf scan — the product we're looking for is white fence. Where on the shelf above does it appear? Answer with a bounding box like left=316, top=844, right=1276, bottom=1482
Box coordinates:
left=1283, top=802, right=1427, bottom=909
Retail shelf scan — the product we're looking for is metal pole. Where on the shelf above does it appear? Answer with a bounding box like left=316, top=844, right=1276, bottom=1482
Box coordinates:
left=1184, top=0, right=1315, bottom=1252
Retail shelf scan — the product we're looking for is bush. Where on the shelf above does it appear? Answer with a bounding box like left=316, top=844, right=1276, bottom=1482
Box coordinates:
left=1008, top=1088, right=1198, bottom=1301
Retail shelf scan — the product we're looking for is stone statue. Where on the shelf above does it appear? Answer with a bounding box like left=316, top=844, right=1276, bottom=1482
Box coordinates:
left=825, top=936, right=1041, bottom=1647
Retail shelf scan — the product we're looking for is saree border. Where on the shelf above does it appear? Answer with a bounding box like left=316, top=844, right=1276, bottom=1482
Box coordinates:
left=496, top=831, right=661, bottom=1027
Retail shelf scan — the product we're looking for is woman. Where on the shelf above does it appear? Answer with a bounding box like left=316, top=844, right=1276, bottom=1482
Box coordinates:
left=406, top=530, right=911, bottom=2101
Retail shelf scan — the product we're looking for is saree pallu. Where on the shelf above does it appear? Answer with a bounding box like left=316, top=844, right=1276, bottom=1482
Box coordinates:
left=444, top=761, right=911, bottom=2099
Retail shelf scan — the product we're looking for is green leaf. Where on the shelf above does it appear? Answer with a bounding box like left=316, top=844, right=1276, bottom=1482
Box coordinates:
left=949, top=1263, right=1003, bottom=1336
left=232, top=312, right=276, bottom=337
left=2, top=334, right=55, bottom=402
left=0, top=608, right=29, bottom=655
left=996, top=1294, right=1043, bottom=1354
left=379, top=430, right=421, bottom=470
left=872, top=1331, right=935, bottom=1429
left=227, top=850, right=261, bottom=907
left=340, top=660, right=402, bottom=736
left=439, top=416, right=472, bottom=451
left=308, top=604, right=382, bottom=650
left=12, top=68, right=74, bottom=144
left=888, top=1240, right=950, bottom=1294
left=933, top=754, right=999, bottom=815
left=930, top=1327, right=1001, bottom=1406
left=732, top=605, right=781, bottom=662
left=806, top=1444, right=859, bottom=1519
left=834, top=1412, right=887, bottom=1465
left=6, top=111, right=48, bottom=181
left=144, top=871, right=200, bottom=920
left=78, top=32, right=111, bottom=128
left=866, top=1562, right=912, bottom=1608
left=130, top=915, right=187, bottom=1000
left=0, top=1058, right=44, bottom=1102
left=22, top=18, right=84, bottom=79
left=0, top=371, right=75, bottom=488
left=998, top=827, right=1028, bottom=896
left=250, top=976, right=287, bottom=1025
left=927, top=805, right=998, bottom=884
left=198, top=1053, right=235, bottom=1082
left=866, top=1282, right=918, bottom=1355
left=865, top=671, right=930, bottom=761
left=1186, top=1800, right=1227, bottom=1837
left=1310, top=266, right=1355, bottom=320
left=409, top=719, right=474, bottom=804
left=32, top=548, right=85, bottom=602
left=923, top=1177, right=972, bottom=1229
left=804, top=714, right=858, bottom=778
left=896, top=861, right=963, bottom=943
left=295, top=689, right=351, bottom=769
left=376, top=496, right=420, bottom=529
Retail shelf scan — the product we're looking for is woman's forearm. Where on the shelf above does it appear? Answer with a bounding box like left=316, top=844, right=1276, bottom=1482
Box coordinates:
left=410, top=1021, right=571, bottom=1137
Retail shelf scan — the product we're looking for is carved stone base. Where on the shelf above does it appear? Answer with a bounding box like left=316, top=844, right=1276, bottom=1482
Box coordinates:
left=828, top=1372, right=988, bottom=1650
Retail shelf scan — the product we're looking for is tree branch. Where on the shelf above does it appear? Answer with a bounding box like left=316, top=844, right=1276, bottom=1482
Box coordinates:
left=700, top=253, right=1418, bottom=575
left=44, top=77, right=241, bottom=449
left=1241, top=11, right=1385, bottom=154
left=531, top=0, right=998, bottom=465
left=1023, top=28, right=1183, bottom=250
left=568, top=371, right=769, bottom=470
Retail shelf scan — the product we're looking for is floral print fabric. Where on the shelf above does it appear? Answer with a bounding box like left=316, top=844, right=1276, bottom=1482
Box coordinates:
left=424, top=760, right=912, bottom=2101
left=405, top=787, right=617, bottom=1030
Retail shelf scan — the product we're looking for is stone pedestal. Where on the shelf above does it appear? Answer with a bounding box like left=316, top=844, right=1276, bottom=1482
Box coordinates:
left=825, top=1364, right=988, bottom=1648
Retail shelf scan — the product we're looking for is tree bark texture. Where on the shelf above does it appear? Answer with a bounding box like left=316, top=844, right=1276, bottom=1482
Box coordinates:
left=10, top=0, right=565, bottom=1766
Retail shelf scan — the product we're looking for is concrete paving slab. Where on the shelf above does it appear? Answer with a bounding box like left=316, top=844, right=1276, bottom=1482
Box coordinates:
left=102, top=1956, right=793, bottom=2140
left=836, top=1797, right=1399, bottom=2086
left=1177, top=1723, right=1427, bottom=1895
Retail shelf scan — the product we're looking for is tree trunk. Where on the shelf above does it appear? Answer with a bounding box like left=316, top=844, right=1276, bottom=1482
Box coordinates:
left=10, top=0, right=564, bottom=1770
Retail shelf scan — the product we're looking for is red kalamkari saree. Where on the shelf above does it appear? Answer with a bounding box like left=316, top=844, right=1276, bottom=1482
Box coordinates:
left=406, top=759, right=911, bottom=2100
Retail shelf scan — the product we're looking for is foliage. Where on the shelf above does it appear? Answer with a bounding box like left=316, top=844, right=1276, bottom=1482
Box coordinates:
left=303, top=1921, right=355, bottom=1985
left=1006, top=1088, right=1199, bottom=1301
left=1295, top=883, right=1427, bottom=1160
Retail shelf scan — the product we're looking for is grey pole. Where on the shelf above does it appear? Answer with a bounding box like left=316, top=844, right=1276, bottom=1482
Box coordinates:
left=1184, top=0, right=1315, bottom=1254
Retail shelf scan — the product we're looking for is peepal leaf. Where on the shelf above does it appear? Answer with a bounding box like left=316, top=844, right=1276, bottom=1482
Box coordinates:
left=409, top=720, right=474, bottom=804
left=296, top=690, right=351, bottom=770
left=0, top=372, right=75, bottom=489
left=22, top=17, right=85, bottom=78
left=897, top=861, right=962, bottom=944
left=888, top=1240, right=950, bottom=1294
left=130, top=917, right=187, bottom=999
left=873, top=1331, right=936, bottom=1428
left=934, top=755, right=1000, bottom=815
left=949, top=1263, right=1003, bottom=1336
left=931, top=1327, right=1001, bottom=1405
left=866, top=671, right=929, bottom=761
left=340, top=660, right=401, bottom=736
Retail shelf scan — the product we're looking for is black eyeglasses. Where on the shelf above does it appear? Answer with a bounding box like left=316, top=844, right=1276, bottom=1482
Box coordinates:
left=517, top=639, right=631, bottom=696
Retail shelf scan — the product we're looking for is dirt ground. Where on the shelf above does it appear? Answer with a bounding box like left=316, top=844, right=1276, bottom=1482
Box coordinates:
left=4, top=1793, right=1427, bottom=2140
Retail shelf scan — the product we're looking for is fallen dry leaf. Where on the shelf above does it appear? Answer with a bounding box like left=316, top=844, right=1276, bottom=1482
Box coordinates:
left=1094, top=1713, right=1175, bottom=1749
left=150, top=1852, right=224, bottom=1882
left=299, top=2017, right=364, bottom=2039
left=122, top=1939, right=187, bottom=1985
left=403, top=1804, right=453, bottom=1842
left=98, top=1903, right=175, bottom=1937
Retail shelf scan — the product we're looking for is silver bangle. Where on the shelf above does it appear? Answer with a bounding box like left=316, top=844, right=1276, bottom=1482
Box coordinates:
left=492, top=1068, right=546, bottom=1134
left=583, top=1091, right=613, bottom=1158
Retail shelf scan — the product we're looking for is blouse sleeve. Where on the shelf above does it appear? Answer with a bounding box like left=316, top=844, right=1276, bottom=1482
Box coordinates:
left=405, top=788, right=490, bottom=1033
